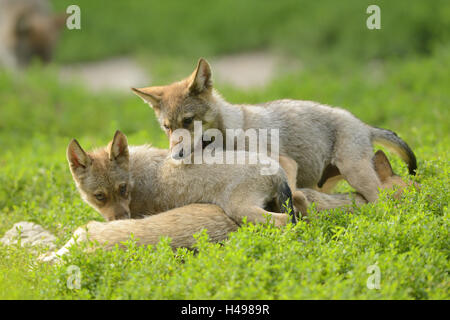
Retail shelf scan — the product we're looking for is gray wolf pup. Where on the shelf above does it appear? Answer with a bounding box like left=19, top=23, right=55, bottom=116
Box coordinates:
left=39, top=203, right=239, bottom=263
left=67, top=130, right=296, bottom=226
left=41, top=152, right=415, bottom=263
left=132, top=58, right=417, bottom=203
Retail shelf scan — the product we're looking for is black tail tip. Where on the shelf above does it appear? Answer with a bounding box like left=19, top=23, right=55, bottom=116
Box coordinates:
left=408, top=154, right=418, bottom=175
left=279, top=181, right=298, bottom=225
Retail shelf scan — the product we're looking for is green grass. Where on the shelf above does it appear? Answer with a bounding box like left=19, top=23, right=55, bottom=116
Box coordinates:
left=0, top=0, right=448, bottom=299
left=50, top=0, right=450, bottom=63
left=0, top=48, right=448, bottom=299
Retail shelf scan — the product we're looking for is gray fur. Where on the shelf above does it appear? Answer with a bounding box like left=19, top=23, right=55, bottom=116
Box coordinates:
left=132, top=58, right=417, bottom=203
left=67, top=131, right=295, bottom=227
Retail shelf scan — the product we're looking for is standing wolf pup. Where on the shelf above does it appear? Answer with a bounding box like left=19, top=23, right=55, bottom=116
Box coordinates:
left=0, top=0, right=66, bottom=69
left=67, top=130, right=296, bottom=226
left=132, top=58, right=417, bottom=203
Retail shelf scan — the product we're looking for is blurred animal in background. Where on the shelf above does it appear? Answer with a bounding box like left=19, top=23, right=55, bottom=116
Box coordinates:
left=0, top=0, right=66, bottom=70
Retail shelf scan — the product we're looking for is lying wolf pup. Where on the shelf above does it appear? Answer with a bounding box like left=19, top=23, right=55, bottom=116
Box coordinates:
left=132, top=58, right=417, bottom=203
left=41, top=151, right=415, bottom=263
left=67, top=130, right=296, bottom=226
left=39, top=203, right=238, bottom=263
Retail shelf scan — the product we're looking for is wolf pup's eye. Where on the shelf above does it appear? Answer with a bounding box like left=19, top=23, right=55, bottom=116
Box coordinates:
left=95, top=192, right=106, bottom=201
left=163, top=124, right=170, bottom=131
left=182, top=117, right=194, bottom=127
left=119, top=183, right=127, bottom=196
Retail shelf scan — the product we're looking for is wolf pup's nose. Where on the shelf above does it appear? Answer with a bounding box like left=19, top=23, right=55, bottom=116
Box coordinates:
left=172, top=148, right=184, bottom=160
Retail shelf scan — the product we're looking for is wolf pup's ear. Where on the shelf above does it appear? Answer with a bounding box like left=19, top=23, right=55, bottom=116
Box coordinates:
left=131, top=87, right=161, bottom=109
left=109, top=130, right=129, bottom=165
left=188, top=58, right=212, bottom=94
left=67, top=139, right=91, bottom=171
left=373, top=150, right=395, bottom=182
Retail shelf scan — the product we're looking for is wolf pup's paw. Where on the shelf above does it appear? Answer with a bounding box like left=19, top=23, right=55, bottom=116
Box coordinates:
left=293, top=190, right=309, bottom=218
left=38, top=251, right=61, bottom=264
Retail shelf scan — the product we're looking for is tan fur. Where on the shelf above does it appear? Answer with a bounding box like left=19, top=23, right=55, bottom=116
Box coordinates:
left=132, top=58, right=417, bottom=203
left=293, top=150, right=418, bottom=216
left=39, top=204, right=239, bottom=263
left=40, top=151, right=413, bottom=263
left=0, top=0, right=66, bottom=69
left=278, top=155, right=298, bottom=192
left=67, top=131, right=296, bottom=226
left=41, top=131, right=299, bottom=263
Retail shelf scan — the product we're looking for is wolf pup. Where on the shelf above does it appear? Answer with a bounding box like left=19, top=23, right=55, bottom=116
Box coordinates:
left=39, top=203, right=239, bottom=263
left=41, top=151, right=414, bottom=263
left=132, top=58, right=417, bottom=203
left=67, top=130, right=296, bottom=226
left=292, top=150, right=419, bottom=216
left=0, top=0, right=66, bottom=69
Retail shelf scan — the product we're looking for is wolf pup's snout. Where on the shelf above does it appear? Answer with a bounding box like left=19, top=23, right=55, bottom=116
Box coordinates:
left=107, top=204, right=131, bottom=221
left=171, top=147, right=184, bottom=160
left=170, top=138, right=192, bottom=160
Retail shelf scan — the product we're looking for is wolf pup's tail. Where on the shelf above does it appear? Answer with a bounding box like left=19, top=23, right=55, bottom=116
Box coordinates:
left=278, top=181, right=297, bottom=224
left=371, top=127, right=417, bottom=175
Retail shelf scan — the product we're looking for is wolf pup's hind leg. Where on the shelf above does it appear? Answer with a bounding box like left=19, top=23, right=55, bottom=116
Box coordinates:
left=333, top=132, right=382, bottom=202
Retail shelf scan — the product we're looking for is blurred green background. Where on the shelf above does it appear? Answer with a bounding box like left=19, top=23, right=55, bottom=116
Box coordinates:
left=1, top=0, right=448, bottom=148
left=0, top=0, right=448, bottom=299
left=51, top=0, right=449, bottom=63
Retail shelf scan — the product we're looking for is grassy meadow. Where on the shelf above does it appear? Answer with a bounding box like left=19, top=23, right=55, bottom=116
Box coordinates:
left=0, top=0, right=448, bottom=299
